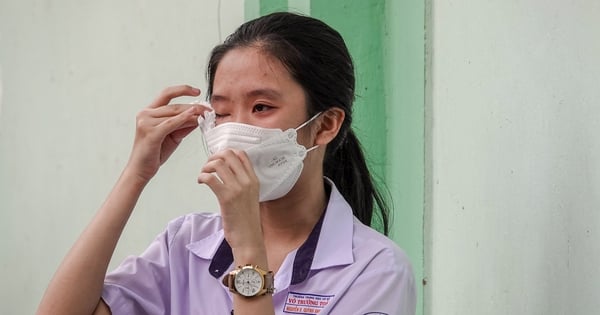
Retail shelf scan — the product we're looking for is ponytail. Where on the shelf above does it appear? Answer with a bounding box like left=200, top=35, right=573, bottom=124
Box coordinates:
left=324, top=129, right=390, bottom=235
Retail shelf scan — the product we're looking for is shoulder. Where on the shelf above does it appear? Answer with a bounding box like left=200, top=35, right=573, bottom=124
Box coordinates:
left=164, top=212, right=223, bottom=247
left=352, top=218, right=413, bottom=272
left=322, top=179, right=413, bottom=272
left=350, top=219, right=416, bottom=305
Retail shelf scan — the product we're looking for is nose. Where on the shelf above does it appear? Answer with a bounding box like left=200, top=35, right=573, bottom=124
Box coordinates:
left=228, top=107, right=253, bottom=125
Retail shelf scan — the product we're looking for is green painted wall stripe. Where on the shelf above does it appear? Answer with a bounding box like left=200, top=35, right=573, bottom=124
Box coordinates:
left=310, top=0, right=388, bottom=233
left=244, top=0, right=260, bottom=20
left=384, top=1, right=425, bottom=314
left=310, top=0, right=387, bottom=176
left=246, top=0, right=310, bottom=17
left=313, top=0, right=425, bottom=314
left=287, top=0, right=310, bottom=15
left=259, top=0, right=288, bottom=15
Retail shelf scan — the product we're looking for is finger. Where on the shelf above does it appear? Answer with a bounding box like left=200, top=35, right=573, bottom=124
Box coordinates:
left=226, top=150, right=255, bottom=185
left=154, top=107, right=200, bottom=136
left=169, top=126, right=198, bottom=145
left=201, top=151, right=256, bottom=200
left=234, top=150, right=257, bottom=179
left=198, top=172, right=224, bottom=191
left=201, top=157, right=237, bottom=185
left=206, top=150, right=253, bottom=183
left=198, top=160, right=232, bottom=197
left=139, top=108, right=200, bottom=129
left=148, top=85, right=201, bottom=108
left=148, top=104, right=206, bottom=118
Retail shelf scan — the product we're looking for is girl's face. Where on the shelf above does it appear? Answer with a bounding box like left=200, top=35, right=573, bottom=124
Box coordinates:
left=210, top=47, right=310, bottom=132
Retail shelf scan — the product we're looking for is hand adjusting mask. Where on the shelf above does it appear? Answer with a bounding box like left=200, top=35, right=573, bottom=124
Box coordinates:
left=198, top=111, right=320, bottom=202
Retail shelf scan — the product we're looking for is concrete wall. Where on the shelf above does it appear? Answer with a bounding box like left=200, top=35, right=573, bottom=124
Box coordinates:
left=0, top=1, right=244, bottom=313
left=426, top=1, right=600, bottom=314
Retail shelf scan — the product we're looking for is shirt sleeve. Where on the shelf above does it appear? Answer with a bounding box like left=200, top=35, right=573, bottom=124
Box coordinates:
left=101, top=216, right=186, bottom=315
left=328, top=247, right=417, bottom=315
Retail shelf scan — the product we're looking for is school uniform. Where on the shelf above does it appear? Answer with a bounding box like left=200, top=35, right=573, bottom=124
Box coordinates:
left=102, top=179, right=416, bottom=314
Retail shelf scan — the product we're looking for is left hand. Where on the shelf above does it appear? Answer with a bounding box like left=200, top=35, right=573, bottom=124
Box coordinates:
left=198, top=149, right=265, bottom=254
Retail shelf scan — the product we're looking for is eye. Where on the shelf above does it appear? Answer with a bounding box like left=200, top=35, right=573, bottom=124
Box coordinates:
left=214, top=112, right=229, bottom=120
left=252, top=104, right=273, bottom=113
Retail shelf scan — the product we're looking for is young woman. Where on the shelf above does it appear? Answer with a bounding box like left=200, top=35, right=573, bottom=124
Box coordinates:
left=37, top=12, right=415, bottom=315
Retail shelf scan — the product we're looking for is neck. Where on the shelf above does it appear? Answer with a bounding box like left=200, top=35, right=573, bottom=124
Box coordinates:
left=259, top=174, right=327, bottom=241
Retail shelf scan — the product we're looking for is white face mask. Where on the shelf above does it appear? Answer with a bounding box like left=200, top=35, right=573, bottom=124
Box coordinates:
left=198, top=111, right=321, bottom=202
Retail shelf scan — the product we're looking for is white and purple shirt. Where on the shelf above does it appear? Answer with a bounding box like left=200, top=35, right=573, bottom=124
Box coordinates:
left=102, top=180, right=416, bottom=314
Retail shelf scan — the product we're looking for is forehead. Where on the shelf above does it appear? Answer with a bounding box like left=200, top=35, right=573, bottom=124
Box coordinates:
left=212, top=47, right=298, bottom=95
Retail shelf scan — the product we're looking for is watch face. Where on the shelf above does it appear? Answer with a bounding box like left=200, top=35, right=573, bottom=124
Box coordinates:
left=234, top=268, right=264, bottom=297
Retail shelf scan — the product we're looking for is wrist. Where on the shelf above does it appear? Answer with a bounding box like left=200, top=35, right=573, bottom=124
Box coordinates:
left=120, top=166, right=152, bottom=188
left=232, top=245, right=268, bottom=269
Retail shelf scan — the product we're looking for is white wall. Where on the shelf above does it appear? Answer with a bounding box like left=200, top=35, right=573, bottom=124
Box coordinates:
left=0, top=1, right=244, bottom=313
left=427, top=1, right=600, bottom=314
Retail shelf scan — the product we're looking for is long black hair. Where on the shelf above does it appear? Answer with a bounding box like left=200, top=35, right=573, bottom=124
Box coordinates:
left=206, top=12, right=391, bottom=235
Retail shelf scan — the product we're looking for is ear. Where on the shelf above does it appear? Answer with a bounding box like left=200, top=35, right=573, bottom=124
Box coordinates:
left=314, top=107, right=345, bottom=146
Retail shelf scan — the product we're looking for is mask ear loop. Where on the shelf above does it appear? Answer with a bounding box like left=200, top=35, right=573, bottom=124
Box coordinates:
left=200, top=132, right=210, bottom=156
left=306, top=145, right=319, bottom=153
left=295, top=112, right=322, bottom=131
left=198, top=108, right=215, bottom=156
left=295, top=112, right=323, bottom=152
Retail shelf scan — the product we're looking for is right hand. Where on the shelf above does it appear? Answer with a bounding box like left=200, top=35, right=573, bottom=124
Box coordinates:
left=125, top=85, right=209, bottom=182
left=198, top=149, right=263, bottom=248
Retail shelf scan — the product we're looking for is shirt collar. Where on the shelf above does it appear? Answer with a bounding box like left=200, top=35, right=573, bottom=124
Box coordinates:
left=186, top=178, right=354, bottom=284
left=310, top=178, right=354, bottom=270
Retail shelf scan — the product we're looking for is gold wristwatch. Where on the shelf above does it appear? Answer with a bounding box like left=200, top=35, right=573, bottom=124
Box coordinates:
left=222, top=264, right=275, bottom=297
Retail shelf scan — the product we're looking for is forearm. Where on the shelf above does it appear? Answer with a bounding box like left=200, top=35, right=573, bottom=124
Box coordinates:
left=37, top=170, right=148, bottom=315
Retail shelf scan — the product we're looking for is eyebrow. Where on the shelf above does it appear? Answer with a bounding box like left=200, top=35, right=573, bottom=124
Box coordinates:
left=211, top=88, right=283, bottom=102
left=246, top=88, right=282, bottom=99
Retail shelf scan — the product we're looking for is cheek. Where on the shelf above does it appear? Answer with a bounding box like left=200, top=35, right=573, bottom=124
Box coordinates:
left=296, top=126, right=318, bottom=148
